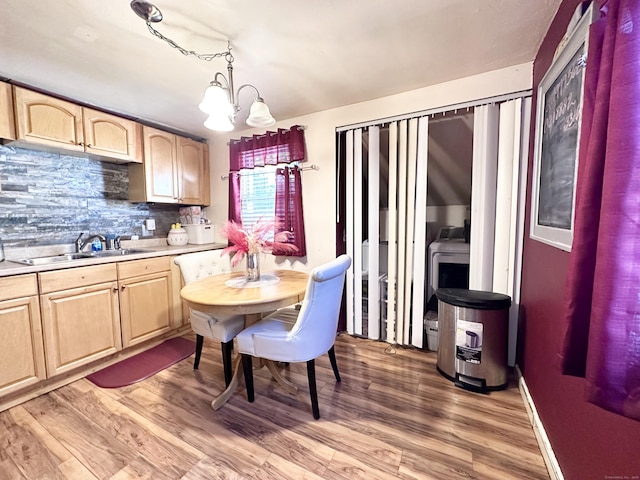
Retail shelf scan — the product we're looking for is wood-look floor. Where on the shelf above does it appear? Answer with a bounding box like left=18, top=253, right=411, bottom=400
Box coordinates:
left=0, top=334, right=549, bottom=480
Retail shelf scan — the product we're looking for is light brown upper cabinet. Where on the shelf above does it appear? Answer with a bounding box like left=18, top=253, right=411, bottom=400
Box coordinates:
left=82, top=107, right=142, bottom=163
left=177, top=134, right=207, bottom=205
left=12, top=86, right=142, bottom=163
left=129, top=125, right=210, bottom=205
left=0, top=82, right=16, bottom=141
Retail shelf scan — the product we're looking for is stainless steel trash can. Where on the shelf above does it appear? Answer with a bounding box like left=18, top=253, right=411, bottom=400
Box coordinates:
left=435, top=288, right=511, bottom=392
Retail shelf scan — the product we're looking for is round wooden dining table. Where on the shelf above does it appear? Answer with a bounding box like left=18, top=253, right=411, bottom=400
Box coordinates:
left=180, top=269, right=309, bottom=410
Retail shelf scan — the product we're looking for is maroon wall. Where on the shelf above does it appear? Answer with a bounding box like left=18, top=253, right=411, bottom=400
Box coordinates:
left=520, top=1, right=640, bottom=478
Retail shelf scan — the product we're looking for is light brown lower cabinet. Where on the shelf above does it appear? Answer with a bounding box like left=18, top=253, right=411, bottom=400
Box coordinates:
left=118, top=256, right=174, bottom=348
left=0, top=274, right=46, bottom=397
left=39, top=264, right=122, bottom=377
left=0, top=253, right=187, bottom=409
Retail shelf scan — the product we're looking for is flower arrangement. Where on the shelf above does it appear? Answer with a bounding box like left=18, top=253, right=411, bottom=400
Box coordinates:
left=220, top=218, right=299, bottom=267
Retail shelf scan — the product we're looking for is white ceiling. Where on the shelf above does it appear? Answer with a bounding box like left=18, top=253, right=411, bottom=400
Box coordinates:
left=0, top=1, right=560, bottom=139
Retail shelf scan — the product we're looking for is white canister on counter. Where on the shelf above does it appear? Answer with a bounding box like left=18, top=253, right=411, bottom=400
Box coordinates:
left=167, top=225, right=188, bottom=246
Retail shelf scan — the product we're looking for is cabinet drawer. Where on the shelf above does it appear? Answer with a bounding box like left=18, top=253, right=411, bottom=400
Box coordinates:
left=39, top=264, right=117, bottom=294
left=117, top=256, right=170, bottom=279
left=0, top=274, right=38, bottom=301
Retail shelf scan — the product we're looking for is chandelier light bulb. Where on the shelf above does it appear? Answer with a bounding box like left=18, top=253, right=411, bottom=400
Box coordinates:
left=246, top=98, right=276, bottom=128
left=204, top=114, right=234, bottom=132
left=199, top=84, right=233, bottom=115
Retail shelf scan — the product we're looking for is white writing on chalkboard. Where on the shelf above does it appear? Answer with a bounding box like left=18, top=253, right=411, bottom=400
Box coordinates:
left=544, top=60, right=583, bottom=134
left=538, top=43, right=586, bottom=230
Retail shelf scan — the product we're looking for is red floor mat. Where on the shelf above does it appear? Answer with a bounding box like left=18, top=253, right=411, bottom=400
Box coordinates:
left=87, top=337, right=195, bottom=388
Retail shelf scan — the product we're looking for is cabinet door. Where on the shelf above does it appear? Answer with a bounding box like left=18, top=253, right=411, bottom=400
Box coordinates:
left=141, top=126, right=178, bottom=203
left=83, top=107, right=142, bottom=163
left=170, top=257, right=187, bottom=328
left=13, top=86, right=84, bottom=151
left=0, top=81, right=16, bottom=140
left=119, top=270, right=173, bottom=348
left=41, top=282, right=122, bottom=377
left=0, top=296, right=46, bottom=397
left=177, top=136, right=205, bottom=204
left=201, top=143, right=211, bottom=206
left=0, top=274, right=46, bottom=397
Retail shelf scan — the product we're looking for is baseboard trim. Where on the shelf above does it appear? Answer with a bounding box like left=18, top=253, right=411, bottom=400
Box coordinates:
left=516, top=365, right=564, bottom=480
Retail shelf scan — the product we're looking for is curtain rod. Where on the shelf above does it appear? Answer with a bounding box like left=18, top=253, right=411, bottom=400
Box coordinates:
left=335, top=90, right=532, bottom=132
left=226, top=125, right=307, bottom=145
left=220, top=164, right=319, bottom=180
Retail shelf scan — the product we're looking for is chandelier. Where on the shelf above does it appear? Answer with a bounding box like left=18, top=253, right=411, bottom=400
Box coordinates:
left=130, top=0, right=276, bottom=132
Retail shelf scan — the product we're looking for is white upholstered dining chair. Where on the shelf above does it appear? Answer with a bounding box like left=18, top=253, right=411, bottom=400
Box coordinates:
left=236, top=254, right=352, bottom=419
left=174, top=250, right=244, bottom=386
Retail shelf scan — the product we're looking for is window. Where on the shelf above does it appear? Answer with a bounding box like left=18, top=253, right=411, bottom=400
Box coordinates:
left=239, top=164, right=290, bottom=235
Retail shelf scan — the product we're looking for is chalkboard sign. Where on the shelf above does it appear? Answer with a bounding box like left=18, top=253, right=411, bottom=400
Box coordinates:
left=538, top=45, right=585, bottom=229
left=531, top=4, right=594, bottom=251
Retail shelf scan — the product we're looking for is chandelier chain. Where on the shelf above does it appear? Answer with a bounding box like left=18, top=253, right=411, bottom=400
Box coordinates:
left=130, top=0, right=275, bottom=130
left=145, top=22, right=230, bottom=62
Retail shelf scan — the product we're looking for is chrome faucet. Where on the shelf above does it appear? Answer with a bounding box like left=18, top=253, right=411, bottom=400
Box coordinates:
left=75, top=233, right=106, bottom=252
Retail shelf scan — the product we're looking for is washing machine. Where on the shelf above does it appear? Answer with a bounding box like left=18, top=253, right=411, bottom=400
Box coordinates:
left=426, top=227, right=470, bottom=310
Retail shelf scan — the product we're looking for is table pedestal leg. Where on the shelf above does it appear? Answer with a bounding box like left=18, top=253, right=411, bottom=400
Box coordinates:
left=211, top=354, right=243, bottom=411
left=265, top=360, right=298, bottom=394
left=211, top=312, right=259, bottom=410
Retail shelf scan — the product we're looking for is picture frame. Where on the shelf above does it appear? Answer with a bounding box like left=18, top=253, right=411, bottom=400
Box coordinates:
left=530, top=3, right=595, bottom=251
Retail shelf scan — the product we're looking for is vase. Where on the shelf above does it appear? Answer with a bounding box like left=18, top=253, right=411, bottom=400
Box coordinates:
left=246, top=252, right=260, bottom=281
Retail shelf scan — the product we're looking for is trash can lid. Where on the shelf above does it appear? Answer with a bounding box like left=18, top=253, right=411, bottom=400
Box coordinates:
left=435, top=288, right=511, bottom=310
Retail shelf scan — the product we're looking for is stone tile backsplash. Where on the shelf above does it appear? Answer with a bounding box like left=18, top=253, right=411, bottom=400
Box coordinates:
left=0, top=145, right=182, bottom=248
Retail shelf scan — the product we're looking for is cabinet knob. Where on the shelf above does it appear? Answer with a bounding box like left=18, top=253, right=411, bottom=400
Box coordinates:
left=121, top=285, right=126, bottom=291
left=78, top=142, right=84, bottom=147
left=113, top=286, right=118, bottom=292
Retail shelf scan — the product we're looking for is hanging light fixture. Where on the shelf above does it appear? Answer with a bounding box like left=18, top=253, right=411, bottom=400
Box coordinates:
left=130, top=0, right=276, bottom=131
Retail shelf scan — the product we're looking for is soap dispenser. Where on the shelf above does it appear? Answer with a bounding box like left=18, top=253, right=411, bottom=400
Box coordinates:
left=91, top=238, right=103, bottom=252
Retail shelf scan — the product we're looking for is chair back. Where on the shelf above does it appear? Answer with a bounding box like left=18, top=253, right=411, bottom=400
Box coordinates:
left=174, top=250, right=233, bottom=285
left=288, top=254, right=352, bottom=359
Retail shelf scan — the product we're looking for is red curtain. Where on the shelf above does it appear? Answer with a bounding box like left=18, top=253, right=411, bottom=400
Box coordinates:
left=227, top=171, right=241, bottom=224
left=560, top=0, right=640, bottom=421
left=274, top=166, right=307, bottom=257
left=228, top=125, right=306, bottom=172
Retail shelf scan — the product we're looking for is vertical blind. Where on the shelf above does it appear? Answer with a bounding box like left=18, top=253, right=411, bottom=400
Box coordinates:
left=344, top=118, right=429, bottom=348
left=340, top=95, right=531, bottom=355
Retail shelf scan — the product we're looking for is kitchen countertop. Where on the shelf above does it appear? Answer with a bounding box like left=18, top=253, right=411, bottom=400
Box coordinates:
left=0, top=239, right=227, bottom=277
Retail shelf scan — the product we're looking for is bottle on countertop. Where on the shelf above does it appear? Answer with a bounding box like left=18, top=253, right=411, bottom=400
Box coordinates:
left=0, top=237, right=4, bottom=262
left=91, top=238, right=103, bottom=252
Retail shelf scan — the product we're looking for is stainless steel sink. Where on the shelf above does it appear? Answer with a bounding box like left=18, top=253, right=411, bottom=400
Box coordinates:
left=11, top=249, right=151, bottom=266
left=85, top=249, right=150, bottom=257
left=11, top=253, right=93, bottom=265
